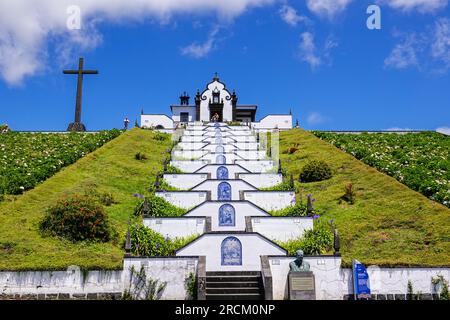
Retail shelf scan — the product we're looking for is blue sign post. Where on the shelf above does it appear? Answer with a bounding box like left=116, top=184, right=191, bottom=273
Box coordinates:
left=352, top=260, right=371, bottom=300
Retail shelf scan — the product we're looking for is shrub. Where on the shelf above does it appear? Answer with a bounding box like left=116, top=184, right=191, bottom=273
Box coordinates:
left=261, top=179, right=293, bottom=191
left=133, top=194, right=187, bottom=217
left=97, top=192, right=116, bottom=206
left=185, top=272, right=197, bottom=300
left=341, top=183, right=356, bottom=204
left=299, top=160, right=332, bottom=183
left=284, top=147, right=298, bottom=154
left=135, top=152, right=148, bottom=160
left=123, top=265, right=167, bottom=300
left=278, top=221, right=333, bottom=255
left=129, top=225, right=196, bottom=256
left=40, top=195, right=112, bottom=242
left=154, top=132, right=169, bottom=141
left=271, top=202, right=317, bottom=217
left=165, top=165, right=183, bottom=174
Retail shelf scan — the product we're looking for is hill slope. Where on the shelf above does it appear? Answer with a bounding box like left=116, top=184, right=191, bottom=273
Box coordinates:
left=279, top=129, right=450, bottom=267
left=0, top=129, right=171, bottom=271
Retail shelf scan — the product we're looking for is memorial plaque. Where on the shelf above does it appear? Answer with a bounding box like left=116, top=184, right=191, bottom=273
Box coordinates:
left=291, top=276, right=314, bottom=291
left=288, top=271, right=316, bottom=300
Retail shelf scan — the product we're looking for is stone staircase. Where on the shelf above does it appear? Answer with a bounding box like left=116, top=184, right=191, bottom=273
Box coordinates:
left=205, top=271, right=264, bottom=300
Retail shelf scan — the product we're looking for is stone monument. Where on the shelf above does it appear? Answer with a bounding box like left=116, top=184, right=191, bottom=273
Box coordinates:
left=288, top=250, right=316, bottom=300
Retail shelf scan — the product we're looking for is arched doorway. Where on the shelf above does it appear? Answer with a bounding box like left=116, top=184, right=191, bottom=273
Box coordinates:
left=218, top=182, right=232, bottom=201
left=221, top=237, right=242, bottom=265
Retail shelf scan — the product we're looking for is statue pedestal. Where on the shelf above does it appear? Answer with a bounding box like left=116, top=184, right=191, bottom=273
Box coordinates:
left=288, top=271, right=316, bottom=300
left=67, top=122, right=86, bottom=132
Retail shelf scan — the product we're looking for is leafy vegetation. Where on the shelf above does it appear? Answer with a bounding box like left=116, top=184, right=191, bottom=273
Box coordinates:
left=270, top=201, right=320, bottom=217
left=165, top=164, right=183, bottom=174
left=39, top=195, right=113, bottom=243
left=122, top=265, right=167, bottom=300
left=276, top=220, right=333, bottom=255
left=314, top=131, right=450, bottom=208
left=185, top=272, right=197, bottom=300
left=0, top=129, right=172, bottom=270
left=0, top=130, right=121, bottom=197
left=279, top=129, right=450, bottom=267
left=129, top=224, right=197, bottom=256
left=299, top=160, right=332, bottom=183
left=133, top=194, right=187, bottom=217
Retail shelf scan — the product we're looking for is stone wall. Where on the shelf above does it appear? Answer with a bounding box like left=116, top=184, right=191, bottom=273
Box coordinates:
left=266, top=256, right=450, bottom=300
left=143, top=217, right=207, bottom=238
left=0, top=270, right=123, bottom=300
left=192, top=180, right=256, bottom=201
left=184, top=201, right=269, bottom=231
left=243, top=191, right=295, bottom=211
left=156, top=191, right=208, bottom=208
left=163, top=173, right=208, bottom=189
left=238, top=173, right=282, bottom=188
left=235, top=160, right=275, bottom=173
left=123, top=257, right=198, bottom=300
left=251, top=217, right=314, bottom=241
left=177, top=234, right=286, bottom=272
left=170, top=160, right=209, bottom=172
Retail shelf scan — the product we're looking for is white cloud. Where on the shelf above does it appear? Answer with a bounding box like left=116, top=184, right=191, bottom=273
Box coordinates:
left=307, top=112, right=327, bottom=125
left=298, top=32, right=337, bottom=68
left=384, top=127, right=414, bottom=131
left=385, top=18, right=450, bottom=73
left=181, top=27, right=220, bottom=58
left=0, top=0, right=275, bottom=86
left=306, top=0, right=353, bottom=18
left=279, top=5, right=308, bottom=26
left=383, top=0, right=448, bottom=12
left=430, top=18, right=450, bottom=69
left=436, top=127, right=450, bottom=135
left=384, top=35, right=419, bottom=69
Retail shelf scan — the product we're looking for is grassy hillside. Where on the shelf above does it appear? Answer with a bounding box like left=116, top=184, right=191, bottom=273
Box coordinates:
left=0, top=129, right=171, bottom=271
left=279, top=129, right=450, bottom=267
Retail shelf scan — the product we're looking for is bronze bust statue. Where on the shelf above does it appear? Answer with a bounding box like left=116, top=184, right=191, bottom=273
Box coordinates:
left=289, top=250, right=310, bottom=272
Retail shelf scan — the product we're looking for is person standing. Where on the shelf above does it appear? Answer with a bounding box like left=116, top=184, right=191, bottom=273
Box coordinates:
left=124, top=117, right=130, bottom=130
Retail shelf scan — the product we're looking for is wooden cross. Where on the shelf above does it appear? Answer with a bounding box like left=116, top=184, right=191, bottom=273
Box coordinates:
left=64, top=57, right=98, bottom=131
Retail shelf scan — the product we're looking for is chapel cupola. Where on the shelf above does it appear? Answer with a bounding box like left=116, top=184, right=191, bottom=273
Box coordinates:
left=179, top=92, right=190, bottom=105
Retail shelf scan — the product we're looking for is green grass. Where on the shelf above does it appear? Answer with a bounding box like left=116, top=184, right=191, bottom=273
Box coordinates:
left=0, top=129, right=171, bottom=271
left=279, top=129, right=450, bottom=267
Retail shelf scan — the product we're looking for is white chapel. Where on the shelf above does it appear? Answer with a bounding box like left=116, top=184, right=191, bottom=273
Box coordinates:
left=140, top=74, right=293, bottom=131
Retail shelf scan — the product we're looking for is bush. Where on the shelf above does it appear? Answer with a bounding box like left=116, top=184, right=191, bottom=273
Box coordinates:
left=133, top=194, right=186, bottom=217
left=271, top=202, right=318, bottom=217
left=97, top=192, right=116, bottom=206
left=165, top=164, right=183, bottom=174
left=261, top=179, right=293, bottom=191
left=154, top=132, right=169, bottom=141
left=299, top=160, right=332, bottom=183
left=135, top=152, right=148, bottom=160
left=278, top=221, right=333, bottom=255
left=129, top=224, right=196, bottom=256
left=185, top=272, right=197, bottom=300
left=341, top=183, right=356, bottom=204
left=40, top=195, right=112, bottom=242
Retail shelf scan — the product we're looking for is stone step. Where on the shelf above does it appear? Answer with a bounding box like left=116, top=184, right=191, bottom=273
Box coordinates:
left=206, top=281, right=260, bottom=288
left=206, top=287, right=263, bottom=295
left=205, top=275, right=261, bottom=282
left=206, top=293, right=264, bottom=300
left=206, top=271, right=261, bottom=276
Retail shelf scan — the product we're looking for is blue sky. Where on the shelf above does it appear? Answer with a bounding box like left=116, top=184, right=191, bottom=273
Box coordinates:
left=0, top=0, right=449, bottom=132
